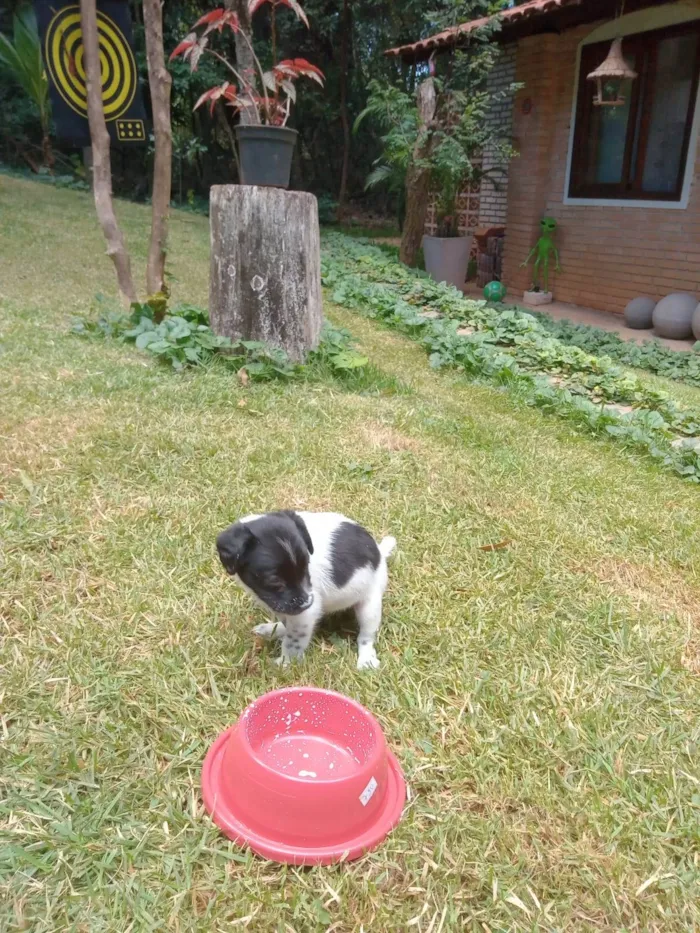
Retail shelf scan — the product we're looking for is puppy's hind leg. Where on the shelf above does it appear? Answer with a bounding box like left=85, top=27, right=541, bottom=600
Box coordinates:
left=252, top=619, right=286, bottom=640
left=355, top=594, right=383, bottom=671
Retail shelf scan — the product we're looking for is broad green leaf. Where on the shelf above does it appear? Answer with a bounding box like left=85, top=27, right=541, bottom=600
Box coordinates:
left=135, top=331, right=158, bottom=349
left=330, top=350, right=368, bottom=370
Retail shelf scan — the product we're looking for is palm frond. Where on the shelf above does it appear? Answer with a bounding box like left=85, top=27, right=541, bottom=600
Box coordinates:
left=0, top=7, right=50, bottom=129
left=364, top=163, right=394, bottom=190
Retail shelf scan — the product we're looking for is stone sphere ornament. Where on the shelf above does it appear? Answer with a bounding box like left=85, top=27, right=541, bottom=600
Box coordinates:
left=652, top=293, right=697, bottom=340
left=483, top=280, right=507, bottom=302
left=692, top=303, right=700, bottom=341
left=623, top=296, right=656, bottom=329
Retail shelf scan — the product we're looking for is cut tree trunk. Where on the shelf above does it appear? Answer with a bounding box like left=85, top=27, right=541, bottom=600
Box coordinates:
left=209, top=185, right=323, bottom=361
left=79, top=0, right=136, bottom=305
left=143, top=0, right=173, bottom=300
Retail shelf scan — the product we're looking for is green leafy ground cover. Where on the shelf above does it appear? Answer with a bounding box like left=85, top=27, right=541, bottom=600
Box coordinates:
left=524, top=309, right=700, bottom=389
left=323, top=234, right=700, bottom=483
left=73, top=298, right=368, bottom=376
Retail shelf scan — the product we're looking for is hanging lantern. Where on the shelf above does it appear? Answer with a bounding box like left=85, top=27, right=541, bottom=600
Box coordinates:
left=586, top=37, right=637, bottom=106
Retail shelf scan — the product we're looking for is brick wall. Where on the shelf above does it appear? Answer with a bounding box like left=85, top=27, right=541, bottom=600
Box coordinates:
left=479, top=43, right=517, bottom=226
left=501, top=21, right=700, bottom=314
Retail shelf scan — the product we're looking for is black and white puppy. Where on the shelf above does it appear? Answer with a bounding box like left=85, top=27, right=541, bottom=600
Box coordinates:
left=216, top=510, right=396, bottom=669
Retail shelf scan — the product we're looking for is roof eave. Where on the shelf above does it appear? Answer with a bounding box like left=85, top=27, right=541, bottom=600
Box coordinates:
left=384, top=0, right=590, bottom=63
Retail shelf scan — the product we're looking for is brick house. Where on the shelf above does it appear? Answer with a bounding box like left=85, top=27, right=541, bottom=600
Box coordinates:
left=387, top=0, right=700, bottom=316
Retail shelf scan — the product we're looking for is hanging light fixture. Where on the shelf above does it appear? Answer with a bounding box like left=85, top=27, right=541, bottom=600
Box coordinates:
left=586, top=37, right=637, bottom=106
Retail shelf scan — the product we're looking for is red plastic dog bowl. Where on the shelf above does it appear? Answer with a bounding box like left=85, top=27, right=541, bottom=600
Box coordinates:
left=201, top=687, right=405, bottom=865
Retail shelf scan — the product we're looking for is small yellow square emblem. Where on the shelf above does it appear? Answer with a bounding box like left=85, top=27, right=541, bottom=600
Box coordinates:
left=116, top=119, right=146, bottom=142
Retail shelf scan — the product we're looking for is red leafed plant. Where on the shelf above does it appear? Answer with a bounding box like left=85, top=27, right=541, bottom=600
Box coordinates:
left=169, top=1, right=324, bottom=127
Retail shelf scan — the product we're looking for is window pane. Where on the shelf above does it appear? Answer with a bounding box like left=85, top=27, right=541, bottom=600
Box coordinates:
left=642, top=34, right=699, bottom=193
left=582, top=51, right=636, bottom=185
left=591, top=81, right=634, bottom=183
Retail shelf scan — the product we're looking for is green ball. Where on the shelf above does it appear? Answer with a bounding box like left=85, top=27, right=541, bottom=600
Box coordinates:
left=483, top=281, right=507, bottom=302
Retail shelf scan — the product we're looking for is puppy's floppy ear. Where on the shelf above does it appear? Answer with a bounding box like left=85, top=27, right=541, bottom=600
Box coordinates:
left=216, top=522, right=255, bottom=574
left=277, top=510, right=314, bottom=555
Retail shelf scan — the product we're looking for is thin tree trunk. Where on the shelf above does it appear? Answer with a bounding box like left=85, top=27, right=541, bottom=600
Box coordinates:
left=143, top=0, right=173, bottom=303
left=79, top=0, right=137, bottom=304
left=228, top=0, right=256, bottom=124
left=216, top=100, right=240, bottom=178
left=270, top=3, right=276, bottom=67
left=337, top=0, right=351, bottom=214
left=400, top=77, right=436, bottom=268
left=83, top=146, right=94, bottom=190
left=18, top=145, right=41, bottom=173
left=291, top=139, right=304, bottom=188
left=41, top=129, right=54, bottom=171
left=400, top=159, right=432, bottom=266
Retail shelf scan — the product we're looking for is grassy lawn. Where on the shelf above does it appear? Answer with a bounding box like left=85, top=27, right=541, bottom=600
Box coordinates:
left=2, top=175, right=700, bottom=932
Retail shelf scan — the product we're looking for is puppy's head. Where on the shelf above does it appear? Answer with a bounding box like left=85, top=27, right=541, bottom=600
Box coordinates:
left=216, top=510, right=314, bottom=616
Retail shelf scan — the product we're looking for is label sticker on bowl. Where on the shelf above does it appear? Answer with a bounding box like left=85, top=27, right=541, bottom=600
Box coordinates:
left=360, top=776, right=378, bottom=807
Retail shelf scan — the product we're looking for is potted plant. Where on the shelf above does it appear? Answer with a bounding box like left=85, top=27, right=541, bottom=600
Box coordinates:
left=170, top=1, right=324, bottom=189
left=422, top=147, right=472, bottom=290
left=356, top=33, right=517, bottom=272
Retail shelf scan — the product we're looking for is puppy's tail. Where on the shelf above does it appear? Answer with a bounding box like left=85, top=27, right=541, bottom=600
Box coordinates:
left=379, top=535, right=397, bottom=560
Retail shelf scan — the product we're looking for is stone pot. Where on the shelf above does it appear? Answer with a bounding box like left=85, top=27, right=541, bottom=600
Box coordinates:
left=235, top=125, right=298, bottom=189
left=523, top=290, right=553, bottom=306
left=423, top=235, right=472, bottom=290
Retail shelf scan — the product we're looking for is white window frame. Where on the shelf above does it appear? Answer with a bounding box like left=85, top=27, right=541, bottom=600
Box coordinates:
left=563, top=4, right=700, bottom=209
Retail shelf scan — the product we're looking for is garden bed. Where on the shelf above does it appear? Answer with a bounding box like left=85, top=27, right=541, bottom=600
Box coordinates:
left=322, top=233, right=700, bottom=483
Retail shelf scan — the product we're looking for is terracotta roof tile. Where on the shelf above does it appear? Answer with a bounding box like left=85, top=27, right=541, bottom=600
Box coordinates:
left=385, top=0, right=583, bottom=59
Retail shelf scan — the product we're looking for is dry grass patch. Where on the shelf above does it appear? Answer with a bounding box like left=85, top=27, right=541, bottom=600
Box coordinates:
left=585, top=557, right=700, bottom=619
left=572, top=556, right=700, bottom=675
left=267, top=484, right=339, bottom=514
left=0, top=410, right=106, bottom=475
left=356, top=420, right=425, bottom=454
left=680, top=636, right=700, bottom=674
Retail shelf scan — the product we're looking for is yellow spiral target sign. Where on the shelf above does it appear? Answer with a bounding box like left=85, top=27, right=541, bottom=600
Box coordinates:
left=35, top=0, right=147, bottom=145
left=45, top=6, right=136, bottom=120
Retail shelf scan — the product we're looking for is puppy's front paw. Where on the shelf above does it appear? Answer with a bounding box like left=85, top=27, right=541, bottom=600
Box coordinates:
left=253, top=621, right=285, bottom=640
left=274, top=654, right=290, bottom=667
left=357, top=650, right=380, bottom=671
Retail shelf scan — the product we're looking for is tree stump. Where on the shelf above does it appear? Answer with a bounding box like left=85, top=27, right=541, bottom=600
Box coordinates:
left=209, top=185, right=323, bottom=361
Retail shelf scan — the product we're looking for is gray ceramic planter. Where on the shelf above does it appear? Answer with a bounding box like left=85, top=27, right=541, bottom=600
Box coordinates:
left=423, top=235, right=472, bottom=290
left=235, top=125, right=298, bottom=189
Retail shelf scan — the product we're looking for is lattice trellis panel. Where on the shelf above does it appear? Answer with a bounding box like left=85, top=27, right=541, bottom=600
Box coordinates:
left=423, top=180, right=482, bottom=239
